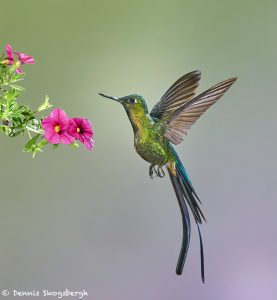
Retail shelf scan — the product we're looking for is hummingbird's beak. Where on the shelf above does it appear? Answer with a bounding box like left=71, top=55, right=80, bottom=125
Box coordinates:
left=98, top=93, right=119, bottom=101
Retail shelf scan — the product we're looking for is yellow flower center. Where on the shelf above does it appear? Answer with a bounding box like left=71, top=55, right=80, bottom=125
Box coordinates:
left=54, top=125, right=60, bottom=133
left=77, top=127, right=81, bottom=133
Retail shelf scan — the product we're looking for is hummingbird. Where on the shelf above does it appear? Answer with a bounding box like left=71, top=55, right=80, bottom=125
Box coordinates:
left=99, top=71, right=237, bottom=282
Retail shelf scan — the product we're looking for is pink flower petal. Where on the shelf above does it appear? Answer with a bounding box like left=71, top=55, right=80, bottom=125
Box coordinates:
left=44, top=130, right=61, bottom=144
left=14, top=51, right=35, bottom=64
left=6, top=44, right=14, bottom=64
left=41, top=116, right=56, bottom=128
left=82, top=128, right=93, bottom=138
left=78, top=133, right=85, bottom=143
left=68, top=121, right=79, bottom=138
left=6, top=44, right=12, bottom=57
left=60, top=132, right=75, bottom=145
left=70, top=118, right=80, bottom=125
left=50, top=108, right=69, bottom=124
left=16, top=68, right=23, bottom=74
left=69, top=118, right=78, bottom=126
left=84, top=138, right=94, bottom=151
left=82, top=120, right=93, bottom=135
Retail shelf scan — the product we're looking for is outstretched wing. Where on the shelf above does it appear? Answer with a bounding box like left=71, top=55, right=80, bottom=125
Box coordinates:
left=162, top=77, right=237, bottom=145
left=150, top=71, right=201, bottom=119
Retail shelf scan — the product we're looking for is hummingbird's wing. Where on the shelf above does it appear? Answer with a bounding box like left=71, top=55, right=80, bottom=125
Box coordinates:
left=161, top=77, right=237, bottom=145
left=150, top=71, right=201, bottom=119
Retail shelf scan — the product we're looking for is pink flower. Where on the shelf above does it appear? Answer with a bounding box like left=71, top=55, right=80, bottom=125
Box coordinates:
left=6, top=44, right=14, bottom=64
left=68, top=118, right=94, bottom=151
left=5, top=44, right=34, bottom=73
left=42, top=108, right=75, bottom=145
left=14, top=51, right=35, bottom=64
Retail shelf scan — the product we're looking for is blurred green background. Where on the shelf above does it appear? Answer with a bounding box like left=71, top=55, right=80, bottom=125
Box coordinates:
left=0, top=0, right=276, bottom=299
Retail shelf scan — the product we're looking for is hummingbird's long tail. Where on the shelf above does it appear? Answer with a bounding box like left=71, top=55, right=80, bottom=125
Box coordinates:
left=167, top=146, right=205, bottom=282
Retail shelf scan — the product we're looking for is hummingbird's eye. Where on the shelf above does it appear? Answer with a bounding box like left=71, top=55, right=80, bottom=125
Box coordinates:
left=128, top=98, right=136, bottom=104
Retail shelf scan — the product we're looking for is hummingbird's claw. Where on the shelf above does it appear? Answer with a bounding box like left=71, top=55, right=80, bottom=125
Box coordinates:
left=153, top=166, right=159, bottom=176
left=149, top=165, right=165, bottom=179
left=157, top=166, right=165, bottom=178
left=149, top=165, right=155, bottom=179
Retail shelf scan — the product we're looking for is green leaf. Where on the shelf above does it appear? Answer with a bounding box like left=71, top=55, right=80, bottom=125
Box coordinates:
left=9, top=129, right=24, bottom=137
left=37, top=139, right=48, bottom=148
left=23, top=134, right=41, bottom=152
left=32, top=147, right=43, bottom=158
left=20, top=111, right=33, bottom=117
left=30, top=140, right=48, bottom=158
left=11, top=73, right=25, bottom=82
left=10, top=84, right=25, bottom=91
left=0, top=125, right=9, bottom=135
left=5, top=89, right=19, bottom=107
left=70, top=141, right=80, bottom=148
left=22, top=137, right=48, bottom=157
left=9, top=63, right=18, bottom=73
left=37, top=95, right=52, bottom=112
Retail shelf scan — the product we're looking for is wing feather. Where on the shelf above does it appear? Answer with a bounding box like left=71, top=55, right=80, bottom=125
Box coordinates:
left=163, top=77, right=237, bottom=144
left=150, top=71, right=201, bottom=119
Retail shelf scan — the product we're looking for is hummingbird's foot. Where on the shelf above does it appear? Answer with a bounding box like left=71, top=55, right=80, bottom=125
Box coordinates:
left=149, top=165, right=158, bottom=179
left=149, top=165, right=165, bottom=179
left=157, top=166, right=165, bottom=178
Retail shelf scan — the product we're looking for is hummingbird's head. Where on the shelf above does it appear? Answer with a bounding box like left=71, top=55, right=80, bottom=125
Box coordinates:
left=99, top=93, right=149, bottom=115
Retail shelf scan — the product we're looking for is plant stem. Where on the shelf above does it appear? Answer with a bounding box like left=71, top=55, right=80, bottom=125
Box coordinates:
left=27, top=129, right=32, bottom=139
left=26, top=125, right=43, bottom=134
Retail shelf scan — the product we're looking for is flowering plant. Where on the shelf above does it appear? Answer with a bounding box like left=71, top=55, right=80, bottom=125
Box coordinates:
left=0, top=44, right=93, bottom=157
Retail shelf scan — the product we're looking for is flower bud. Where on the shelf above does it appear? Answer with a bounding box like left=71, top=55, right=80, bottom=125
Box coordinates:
left=0, top=58, right=10, bottom=65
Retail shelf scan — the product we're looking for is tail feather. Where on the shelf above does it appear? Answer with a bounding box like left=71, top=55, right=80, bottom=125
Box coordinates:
left=176, top=155, right=203, bottom=206
left=197, top=223, right=205, bottom=283
left=168, top=173, right=191, bottom=275
left=177, top=168, right=206, bottom=223
left=168, top=145, right=205, bottom=283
